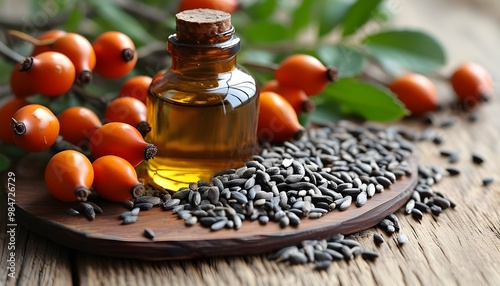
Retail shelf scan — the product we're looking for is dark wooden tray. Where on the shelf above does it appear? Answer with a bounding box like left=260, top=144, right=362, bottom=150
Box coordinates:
left=13, top=151, right=418, bottom=261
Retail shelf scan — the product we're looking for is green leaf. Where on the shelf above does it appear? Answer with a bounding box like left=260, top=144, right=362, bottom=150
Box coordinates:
left=341, top=0, right=383, bottom=38
left=0, top=153, right=10, bottom=173
left=361, top=29, right=446, bottom=75
left=242, top=20, right=289, bottom=43
left=0, top=143, right=27, bottom=160
left=318, top=0, right=354, bottom=37
left=245, top=0, right=278, bottom=19
left=318, top=44, right=367, bottom=78
left=290, top=0, right=316, bottom=36
left=314, top=78, right=407, bottom=122
left=63, top=3, right=83, bottom=32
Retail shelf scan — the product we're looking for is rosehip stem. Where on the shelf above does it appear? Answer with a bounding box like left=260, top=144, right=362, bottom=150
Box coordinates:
left=137, top=121, right=152, bottom=137
left=144, top=144, right=158, bottom=161
left=326, top=67, right=339, bottom=83
left=131, top=183, right=146, bottom=199
left=11, top=118, right=26, bottom=135
left=7, top=29, right=56, bottom=46
left=75, top=187, right=91, bottom=201
left=19, top=57, right=34, bottom=72
left=121, top=48, right=136, bottom=62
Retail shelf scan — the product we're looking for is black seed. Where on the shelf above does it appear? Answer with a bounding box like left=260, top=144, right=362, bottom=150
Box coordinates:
left=472, top=153, right=485, bottom=165
left=340, top=239, right=361, bottom=248
left=211, top=218, right=229, bottom=231
left=80, top=202, right=96, bottom=220
left=414, top=201, right=430, bottom=213
left=439, top=150, right=454, bottom=157
left=67, top=208, right=80, bottom=216
left=258, top=215, right=270, bottom=224
left=337, top=196, right=352, bottom=211
left=314, top=250, right=333, bottom=262
left=130, top=207, right=140, bottom=216
left=376, top=176, right=392, bottom=188
left=411, top=208, right=423, bottom=220
left=432, top=136, right=444, bottom=145
left=315, top=260, right=332, bottom=270
left=449, top=152, right=460, bottom=164
left=324, top=248, right=344, bottom=260
left=279, top=215, right=290, bottom=228
left=135, top=196, right=161, bottom=206
left=230, top=191, right=248, bottom=204
left=397, top=234, right=408, bottom=245
left=122, top=215, right=138, bottom=225
left=432, top=197, right=451, bottom=210
left=356, top=192, right=367, bottom=207
left=482, top=177, right=494, bottom=186
left=340, top=245, right=353, bottom=260
left=289, top=251, right=308, bottom=264
left=439, top=118, right=456, bottom=128
left=172, top=188, right=190, bottom=200
left=85, top=201, right=103, bottom=214
left=143, top=228, right=155, bottom=239
left=430, top=205, right=442, bottom=216
left=373, top=233, right=385, bottom=244
left=134, top=202, right=154, bottom=211
left=308, top=212, right=323, bottom=219
left=445, top=167, right=460, bottom=176
left=361, top=250, right=379, bottom=261
left=405, top=199, right=415, bottom=214
left=118, top=199, right=133, bottom=209
left=286, top=211, right=300, bottom=226
left=385, top=225, right=396, bottom=235
left=387, top=214, right=401, bottom=231
left=199, top=217, right=217, bottom=227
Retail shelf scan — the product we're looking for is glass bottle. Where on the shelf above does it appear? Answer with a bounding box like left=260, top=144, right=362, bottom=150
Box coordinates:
left=144, top=9, right=259, bottom=191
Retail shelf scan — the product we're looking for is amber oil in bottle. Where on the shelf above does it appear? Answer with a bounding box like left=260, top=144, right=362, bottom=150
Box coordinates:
left=144, top=9, right=259, bottom=191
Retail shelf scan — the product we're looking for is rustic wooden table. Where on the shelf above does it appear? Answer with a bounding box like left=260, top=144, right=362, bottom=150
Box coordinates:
left=2, top=0, right=500, bottom=285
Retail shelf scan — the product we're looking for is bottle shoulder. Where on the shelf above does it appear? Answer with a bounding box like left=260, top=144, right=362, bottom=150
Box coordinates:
left=150, top=67, right=258, bottom=108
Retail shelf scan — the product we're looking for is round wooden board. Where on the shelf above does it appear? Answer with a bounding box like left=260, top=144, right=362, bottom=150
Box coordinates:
left=13, top=151, right=418, bottom=261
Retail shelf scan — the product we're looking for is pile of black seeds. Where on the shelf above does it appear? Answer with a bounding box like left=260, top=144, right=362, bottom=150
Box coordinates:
left=267, top=233, right=379, bottom=270
left=159, top=121, right=415, bottom=230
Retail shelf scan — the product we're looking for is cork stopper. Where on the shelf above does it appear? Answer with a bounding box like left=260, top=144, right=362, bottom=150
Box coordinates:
left=175, top=9, right=232, bottom=43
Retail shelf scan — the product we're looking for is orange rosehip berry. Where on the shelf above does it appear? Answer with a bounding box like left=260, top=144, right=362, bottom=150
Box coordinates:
left=389, top=73, right=438, bottom=116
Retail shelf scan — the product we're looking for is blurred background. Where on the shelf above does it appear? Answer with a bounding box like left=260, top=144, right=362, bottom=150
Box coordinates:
left=0, top=0, right=498, bottom=114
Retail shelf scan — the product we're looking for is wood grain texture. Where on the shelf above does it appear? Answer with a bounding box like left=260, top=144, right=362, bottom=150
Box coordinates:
left=0, top=208, right=73, bottom=286
left=13, top=152, right=417, bottom=260
left=2, top=0, right=500, bottom=285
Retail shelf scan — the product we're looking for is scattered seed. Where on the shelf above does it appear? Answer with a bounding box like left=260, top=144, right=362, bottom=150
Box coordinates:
left=130, top=207, right=140, bottom=216
left=80, top=202, right=95, bottom=220
left=445, top=167, right=460, bottom=176
left=373, top=233, right=385, bottom=245
left=122, top=215, right=138, bottom=225
left=482, top=177, right=493, bottom=186
left=432, top=197, right=451, bottom=210
left=134, top=202, right=154, bottom=211
left=397, top=234, right=408, bottom=245
left=143, top=228, right=155, bottom=239
left=289, top=251, right=308, bottom=264
left=471, top=153, right=485, bottom=165
left=314, top=260, right=332, bottom=270
left=449, top=152, right=460, bottom=164
left=67, top=208, right=80, bottom=216
left=411, top=208, right=423, bottom=221
left=85, top=201, right=103, bottom=214
left=430, top=205, right=442, bottom=216
left=361, top=250, right=379, bottom=261
left=122, top=200, right=135, bottom=210
left=135, top=196, right=161, bottom=206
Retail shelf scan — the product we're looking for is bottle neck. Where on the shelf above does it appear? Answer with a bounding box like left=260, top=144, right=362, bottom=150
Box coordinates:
left=167, top=34, right=241, bottom=75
